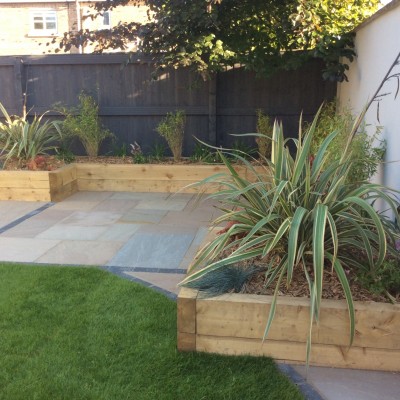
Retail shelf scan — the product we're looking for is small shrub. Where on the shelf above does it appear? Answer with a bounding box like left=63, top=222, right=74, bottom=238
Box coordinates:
left=132, top=153, right=147, bottom=164
left=130, top=141, right=147, bottom=164
left=0, top=102, right=62, bottom=167
left=255, top=109, right=273, bottom=159
left=155, top=110, right=185, bottom=162
left=308, top=101, right=385, bottom=184
left=57, top=92, right=115, bottom=157
left=356, top=259, right=400, bottom=300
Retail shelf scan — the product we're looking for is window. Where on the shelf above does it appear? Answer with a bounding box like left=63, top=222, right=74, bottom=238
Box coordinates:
left=30, top=10, right=57, bottom=36
left=101, top=11, right=111, bottom=29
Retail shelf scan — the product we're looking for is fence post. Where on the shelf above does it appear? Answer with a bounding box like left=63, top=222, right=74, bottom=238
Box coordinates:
left=208, top=75, right=217, bottom=145
left=12, top=57, right=24, bottom=115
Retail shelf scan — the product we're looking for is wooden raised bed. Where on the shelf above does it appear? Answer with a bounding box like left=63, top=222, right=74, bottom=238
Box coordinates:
left=76, top=164, right=250, bottom=194
left=0, top=163, right=256, bottom=202
left=177, top=229, right=400, bottom=371
left=0, top=164, right=77, bottom=202
left=177, top=288, right=400, bottom=371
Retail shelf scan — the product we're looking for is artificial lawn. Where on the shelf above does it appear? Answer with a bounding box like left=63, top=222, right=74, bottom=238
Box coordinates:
left=0, top=263, right=303, bottom=400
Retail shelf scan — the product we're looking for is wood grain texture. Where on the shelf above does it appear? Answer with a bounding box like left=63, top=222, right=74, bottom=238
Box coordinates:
left=196, top=294, right=400, bottom=350
left=196, top=335, right=400, bottom=371
left=177, top=290, right=400, bottom=371
left=0, top=188, right=51, bottom=201
left=75, top=164, right=240, bottom=193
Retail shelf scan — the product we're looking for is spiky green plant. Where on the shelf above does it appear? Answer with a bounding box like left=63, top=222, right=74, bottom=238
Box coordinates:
left=0, top=102, right=62, bottom=166
left=183, top=264, right=259, bottom=298
left=181, top=110, right=400, bottom=367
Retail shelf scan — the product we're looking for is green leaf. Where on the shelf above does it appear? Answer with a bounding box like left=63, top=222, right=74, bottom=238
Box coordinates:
left=342, top=196, right=386, bottom=269
left=312, top=203, right=328, bottom=320
left=287, top=207, right=308, bottom=284
left=326, top=253, right=355, bottom=346
left=263, top=262, right=288, bottom=341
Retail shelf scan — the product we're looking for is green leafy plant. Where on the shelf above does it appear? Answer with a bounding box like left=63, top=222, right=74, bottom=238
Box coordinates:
left=0, top=102, right=62, bottom=167
left=190, top=141, right=223, bottom=164
left=155, top=110, right=186, bottom=162
left=149, top=142, right=166, bottom=162
left=113, top=142, right=129, bottom=158
left=255, top=109, right=273, bottom=160
left=56, top=146, right=75, bottom=164
left=132, top=153, right=147, bottom=164
left=231, top=139, right=256, bottom=160
left=55, top=0, right=379, bottom=82
left=181, top=110, right=400, bottom=367
left=129, top=141, right=147, bottom=164
left=356, top=258, right=400, bottom=301
left=57, top=92, right=115, bottom=157
left=308, top=102, right=385, bottom=184
left=190, top=142, right=214, bottom=163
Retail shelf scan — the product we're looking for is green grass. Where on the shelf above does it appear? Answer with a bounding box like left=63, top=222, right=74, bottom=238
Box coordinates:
left=0, top=263, right=303, bottom=400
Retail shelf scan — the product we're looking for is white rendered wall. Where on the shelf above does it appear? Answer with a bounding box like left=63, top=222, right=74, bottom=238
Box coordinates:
left=337, top=1, right=400, bottom=200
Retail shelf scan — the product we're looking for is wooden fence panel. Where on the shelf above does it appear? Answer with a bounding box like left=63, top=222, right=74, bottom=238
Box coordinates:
left=0, top=59, right=23, bottom=114
left=0, top=54, right=335, bottom=156
left=216, top=61, right=336, bottom=148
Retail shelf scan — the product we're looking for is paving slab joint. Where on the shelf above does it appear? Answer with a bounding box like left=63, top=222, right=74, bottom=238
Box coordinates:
left=106, top=266, right=178, bottom=300
left=0, top=202, right=55, bottom=234
left=278, top=364, right=326, bottom=400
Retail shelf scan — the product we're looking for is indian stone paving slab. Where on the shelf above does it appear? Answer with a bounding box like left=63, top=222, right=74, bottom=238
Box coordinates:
left=35, top=240, right=124, bottom=265
left=0, top=237, right=61, bottom=262
left=107, top=224, right=198, bottom=269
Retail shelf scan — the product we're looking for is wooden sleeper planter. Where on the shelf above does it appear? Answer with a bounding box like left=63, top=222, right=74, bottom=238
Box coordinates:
left=177, top=288, right=400, bottom=371
left=0, top=163, right=253, bottom=202
left=0, top=164, right=77, bottom=202
left=177, top=229, right=400, bottom=372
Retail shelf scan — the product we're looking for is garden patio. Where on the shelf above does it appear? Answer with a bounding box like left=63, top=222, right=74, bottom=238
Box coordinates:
left=0, top=1, right=400, bottom=399
left=0, top=193, right=398, bottom=400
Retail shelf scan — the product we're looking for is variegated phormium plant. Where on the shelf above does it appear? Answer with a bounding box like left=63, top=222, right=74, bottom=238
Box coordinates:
left=0, top=102, right=62, bottom=166
left=180, top=111, right=400, bottom=367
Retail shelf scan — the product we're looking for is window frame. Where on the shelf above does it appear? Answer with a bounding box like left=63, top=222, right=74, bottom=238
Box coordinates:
left=100, top=10, right=111, bottom=29
left=29, top=9, right=58, bottom=37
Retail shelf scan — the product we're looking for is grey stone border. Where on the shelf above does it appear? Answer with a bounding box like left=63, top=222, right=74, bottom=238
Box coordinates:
left=0, top=202, right=54, bottom=234
left=107, top=266, right=178, bottom=300
left=106, top=265, right=187, bottom=274
left=278, top=364, right=325, bottom=400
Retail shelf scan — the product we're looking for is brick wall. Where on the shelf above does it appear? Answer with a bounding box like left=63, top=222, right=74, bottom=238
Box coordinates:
left=0, top=1, right=148, bottom=56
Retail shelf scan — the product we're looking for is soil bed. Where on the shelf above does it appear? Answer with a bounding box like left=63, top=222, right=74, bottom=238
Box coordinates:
left=197, top=235, right=399, bottom=304
left=1, top=155, right=225, bottom=170
left=243, top=264, right=394, bottom=303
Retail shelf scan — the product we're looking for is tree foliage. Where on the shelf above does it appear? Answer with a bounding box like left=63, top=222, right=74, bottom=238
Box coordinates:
left=54, top=0, right=380, bottom=81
